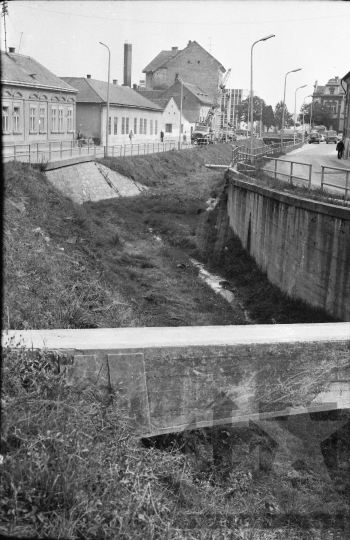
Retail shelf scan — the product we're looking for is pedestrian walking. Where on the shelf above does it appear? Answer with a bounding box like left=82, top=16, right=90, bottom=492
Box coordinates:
left=129, top=130, right=134, bottom=144
left=77, top=130, right=83, bottom=147
left=160, top=130, right=164, bottom=143
left=336, top=139, right=345, bottom=159
left=183, top=131, right=187, bottom=144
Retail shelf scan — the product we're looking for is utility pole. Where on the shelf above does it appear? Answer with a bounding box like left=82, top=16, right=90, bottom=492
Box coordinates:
left=2, top=1, right=9, bottom=52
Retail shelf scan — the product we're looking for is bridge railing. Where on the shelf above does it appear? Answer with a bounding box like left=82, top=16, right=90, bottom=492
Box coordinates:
left=321, top=165, right=350, bottom=199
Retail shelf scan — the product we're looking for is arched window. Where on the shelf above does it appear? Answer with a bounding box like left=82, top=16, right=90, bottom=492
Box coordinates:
left=29, top=93, right=39, bottom=100
left=51, top=96, right=59, bottom=102
left=13, top=92, right=22, bottom=98
left=40, top=94, right=48, bottom=100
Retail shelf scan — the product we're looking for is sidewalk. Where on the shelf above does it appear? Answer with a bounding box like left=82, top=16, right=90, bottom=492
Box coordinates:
left=263, top=143, right=350, bottom=195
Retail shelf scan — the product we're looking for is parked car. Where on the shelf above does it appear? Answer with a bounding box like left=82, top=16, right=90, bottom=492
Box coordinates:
left=308, top=132, right=321, bottom=144
left=325, top=130, right=338, bottom=144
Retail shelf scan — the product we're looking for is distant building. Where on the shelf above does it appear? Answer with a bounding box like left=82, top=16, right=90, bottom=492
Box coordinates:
left=142, top=40, right=225, bottom=101
left=61, top=76, right=162, bottom=145
left=149, top=96, right=194, bottom=140
left=137, top=79, right=214, bottom=130
left=139, top=79, right=146, bottom=88
left=341, top=70, right=350, bottom=161
left=220, top=88, right=249, bottom=129
left=312, top=76, right=346, bottom=132
left=1, top=49, right=77, bottom=145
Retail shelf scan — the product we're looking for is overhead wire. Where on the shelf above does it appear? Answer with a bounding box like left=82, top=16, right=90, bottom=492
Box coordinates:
left=13, top=4, right=350, bottom=26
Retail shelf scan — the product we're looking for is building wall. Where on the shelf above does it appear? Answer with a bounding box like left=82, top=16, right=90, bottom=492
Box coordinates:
left=100, top=105, right=163, bottom=145
left=159, top=82, right=212, bottom=126
left=165, top=42, right=223, bottom=100
left=146, top=42, right=224, bottom=100
left=225, top=173, right=350, bottom=321
left=160, top=98, right=194, bottom=140
left=343, top=76, right=350, bottom=161
left=76, top=103, right=102, bottom=143
left=2, top=84, right=76, bottom=145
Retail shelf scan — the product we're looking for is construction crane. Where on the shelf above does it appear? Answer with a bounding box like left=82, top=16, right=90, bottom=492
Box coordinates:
left=203, top=68, right=232, bottom=129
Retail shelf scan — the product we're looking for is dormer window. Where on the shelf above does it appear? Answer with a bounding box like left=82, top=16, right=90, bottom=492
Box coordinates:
left=329, top=87, right=335, bottom=95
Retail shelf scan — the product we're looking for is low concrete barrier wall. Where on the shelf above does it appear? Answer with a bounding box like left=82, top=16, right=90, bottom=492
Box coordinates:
left=3, top=324, right=350, bottom=437
left=225, top=171, right=350, bottom=321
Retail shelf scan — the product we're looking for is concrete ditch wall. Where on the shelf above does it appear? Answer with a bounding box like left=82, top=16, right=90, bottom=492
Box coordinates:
left=225, top=171, right=350, bottom=321
left=3, top=324, right=350, bottom=437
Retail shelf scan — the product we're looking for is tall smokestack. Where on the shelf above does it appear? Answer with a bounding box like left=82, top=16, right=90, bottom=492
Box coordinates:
left=123, top=42, right=132, bottom=87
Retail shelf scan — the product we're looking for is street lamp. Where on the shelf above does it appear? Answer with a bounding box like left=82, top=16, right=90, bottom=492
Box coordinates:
left=177, top=76, right=184, bottom=149
left=302, top=94, right=312, bottom=143
left=293, top=85, right=307, bottom=145
left=99, top=41, right=111, bottom=157
left=250, top=34, right=275, bottom=158
left=281, top=68, right=301, bottom=151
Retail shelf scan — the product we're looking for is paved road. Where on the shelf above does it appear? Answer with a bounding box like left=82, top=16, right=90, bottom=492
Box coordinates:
left=263, top=141, right=350, bottom=196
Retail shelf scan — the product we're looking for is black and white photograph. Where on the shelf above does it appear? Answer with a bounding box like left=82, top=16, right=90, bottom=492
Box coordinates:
left=1, top=1, right=350, bottom=538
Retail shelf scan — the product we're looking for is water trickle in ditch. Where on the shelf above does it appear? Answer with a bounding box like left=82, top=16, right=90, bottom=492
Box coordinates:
left=190, top=258, right=253, bottom=323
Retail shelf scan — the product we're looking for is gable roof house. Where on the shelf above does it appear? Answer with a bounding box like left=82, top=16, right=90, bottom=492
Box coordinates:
left=149, top=96, right=194, bottom=140
left=142, top=40, right=226, bottom=102
left=1, top=49, right=78, bottom=145
left=61, top=76, right=162, bottom=145
left=137, top=79, right=214, bottom=130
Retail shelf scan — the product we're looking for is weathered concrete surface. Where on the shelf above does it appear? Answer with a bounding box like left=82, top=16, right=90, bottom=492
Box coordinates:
left=45, top=161, right=146, bottom=204
left=225, top=171, right=350, bottom=321
left=3, top=324, right=350, bottom=437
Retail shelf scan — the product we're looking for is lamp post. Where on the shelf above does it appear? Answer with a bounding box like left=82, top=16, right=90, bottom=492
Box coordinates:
left=177, top=76, right=183, bottom=149
left=302, top=94, right=312, bottom=144
left=250, top=34, right=275, bottom=159
left=293, top=85, right=306, bottom=145
left=260, top=99, right=263, bottom=138
left=99, top=41, right=111, bottom=157
left=280, top=68, right=301, bottom=151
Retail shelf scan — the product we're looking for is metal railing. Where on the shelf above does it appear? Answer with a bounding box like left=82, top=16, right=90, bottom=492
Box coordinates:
left=3, top=138, right=189, bottom=164
left=321, top=165, right=350, bottom=199
left=3, top=139, right=100, bottom=164
left=261, top=157, right=312, bottom=187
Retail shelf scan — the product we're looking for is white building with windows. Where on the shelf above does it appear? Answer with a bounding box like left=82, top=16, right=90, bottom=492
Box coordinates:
left=150, top=96, right=194, bottom=141
left=1, top=49, right=78, bottom=145
left=61, top=76, right=162, bottom=146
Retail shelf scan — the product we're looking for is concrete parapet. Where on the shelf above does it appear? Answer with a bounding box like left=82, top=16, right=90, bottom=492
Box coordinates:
left=3, top=324, right=350, bottom=437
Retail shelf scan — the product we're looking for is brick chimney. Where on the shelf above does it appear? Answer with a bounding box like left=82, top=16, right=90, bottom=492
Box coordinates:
left=113, top=79, right=118, bottom=85
left=87, top=74, right=91, bottom=79
left=172, top=47, right=178, bottom=52
left=123, top=42, right=132, bottom=87
left=9, top=47, right=15, bottom=53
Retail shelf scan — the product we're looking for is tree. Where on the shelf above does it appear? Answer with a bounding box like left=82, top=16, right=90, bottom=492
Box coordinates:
left=274, top=101, right=292, bottom=130
left=238, top=96, right=266, bottom=124
left=298, top=102, right=333, bottom=129
left=262, top=105, right=275, bottom=132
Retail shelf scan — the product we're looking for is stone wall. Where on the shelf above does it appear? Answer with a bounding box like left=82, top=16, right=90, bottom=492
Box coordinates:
left=225, top=172, right=350, bottom=321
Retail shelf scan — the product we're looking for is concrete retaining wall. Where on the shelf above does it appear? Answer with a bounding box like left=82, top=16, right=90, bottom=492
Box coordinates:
left=225, top=171, right=350, bottom=321
left=3, top=324, right=350, bottom=437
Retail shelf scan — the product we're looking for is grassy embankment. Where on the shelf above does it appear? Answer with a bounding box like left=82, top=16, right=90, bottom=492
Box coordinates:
left=2, top=144, right=349, bottom=539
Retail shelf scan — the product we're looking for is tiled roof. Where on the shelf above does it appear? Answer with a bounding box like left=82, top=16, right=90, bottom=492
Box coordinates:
left=143, top=49, right=182, bottom=73
left=134, top=89, right=164, bottom=100
left=60, top=78, right=162, bottom=110
left=182, top=82, right=213, bottom=104
left=1, top=51, right=77, bottom=92
left=150, top=97, right=172, bottom=109
left=158, top=81, right=213, bottom=106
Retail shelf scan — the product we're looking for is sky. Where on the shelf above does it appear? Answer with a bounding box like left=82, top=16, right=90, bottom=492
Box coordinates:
left=2, top=1, right=350, bottom=115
